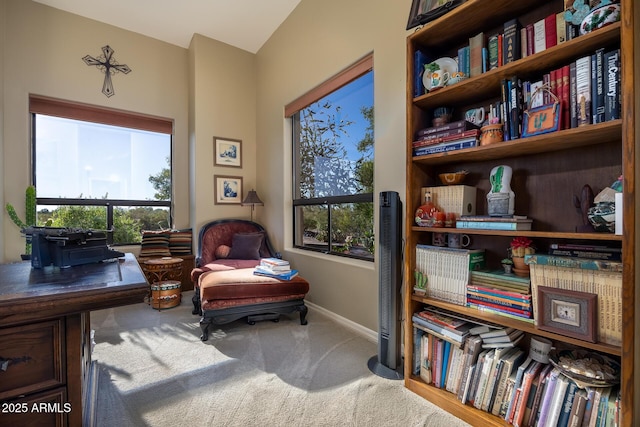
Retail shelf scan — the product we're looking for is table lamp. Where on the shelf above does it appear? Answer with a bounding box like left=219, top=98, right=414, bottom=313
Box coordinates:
left=241, top=189, right=263, bottom=221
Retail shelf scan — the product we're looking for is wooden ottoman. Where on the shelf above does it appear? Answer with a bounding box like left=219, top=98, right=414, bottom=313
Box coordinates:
left=195, top=268, right=309, bottom=341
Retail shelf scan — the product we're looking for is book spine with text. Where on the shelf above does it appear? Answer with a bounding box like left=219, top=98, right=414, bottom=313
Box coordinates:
left=604, top=49, right=621, bottom=121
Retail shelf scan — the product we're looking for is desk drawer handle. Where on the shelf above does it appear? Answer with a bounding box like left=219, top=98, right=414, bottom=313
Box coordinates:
left=0, top=356, right=32, bottom=372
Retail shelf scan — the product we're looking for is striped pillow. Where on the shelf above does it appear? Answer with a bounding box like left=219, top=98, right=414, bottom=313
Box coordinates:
left=169, top=229, right=193, bottom=255
left=140, top=231, right=171, bottom=257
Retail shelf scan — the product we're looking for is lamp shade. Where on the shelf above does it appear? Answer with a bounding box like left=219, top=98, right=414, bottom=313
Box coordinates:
left=242, top=190, right=264, bottom=206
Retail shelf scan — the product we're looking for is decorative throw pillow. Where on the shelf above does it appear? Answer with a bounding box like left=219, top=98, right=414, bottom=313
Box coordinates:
left=169, top=228, right=193, bottom=255
left=139, top=231, right=171, bottom=257
left=227, top=232, right=264, bottom=260
left=214, top=244, right=231, bottom=259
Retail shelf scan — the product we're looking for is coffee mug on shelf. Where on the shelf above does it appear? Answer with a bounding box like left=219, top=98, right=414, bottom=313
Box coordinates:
left=430, top=71, right=450, bottom=89
left=465, top=107, right=485, bottom=125
left=432, top=232, right=447, bottom=247
left=447, top=233, right=470, bottom=249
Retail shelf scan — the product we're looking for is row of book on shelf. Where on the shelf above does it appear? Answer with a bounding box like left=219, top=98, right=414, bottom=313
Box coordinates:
left=412, top=312, right=621, bottom=427
left=253, top=257, right=299, bottom=280
left=414, top=9, right=609, bottom=98
left=414, top=243, right=622, bottom=346
left=411, top=47, right=620, bottom=157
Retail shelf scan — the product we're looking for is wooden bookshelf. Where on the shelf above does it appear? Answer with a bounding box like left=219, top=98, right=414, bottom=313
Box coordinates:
left=404, top=0, right=637, bottom=425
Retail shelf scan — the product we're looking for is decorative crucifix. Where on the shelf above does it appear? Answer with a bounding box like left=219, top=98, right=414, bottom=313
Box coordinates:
left=82, top=45, right=132, bottom=97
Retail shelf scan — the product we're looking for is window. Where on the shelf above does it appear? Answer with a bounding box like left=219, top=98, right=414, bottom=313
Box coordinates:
left=287, top=55, right=374, bottom=260
left=30, top=95, right=172, bottom=244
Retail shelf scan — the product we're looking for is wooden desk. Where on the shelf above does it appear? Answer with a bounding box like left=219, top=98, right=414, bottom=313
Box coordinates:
left=0, top=253, right=148, bottom=427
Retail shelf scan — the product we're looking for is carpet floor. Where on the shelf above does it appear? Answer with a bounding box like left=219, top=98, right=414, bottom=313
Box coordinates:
left=90, top=292, right=470, bottom=427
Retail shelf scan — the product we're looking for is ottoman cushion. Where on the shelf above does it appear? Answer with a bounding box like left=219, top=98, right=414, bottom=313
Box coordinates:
left=199, top=268, right=310, bottom=302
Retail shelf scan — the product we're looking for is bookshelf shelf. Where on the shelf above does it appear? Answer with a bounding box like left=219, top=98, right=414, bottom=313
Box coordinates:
left=412, top=296, right=622, bottom=357
left=404, top=0, right=636, bottom=425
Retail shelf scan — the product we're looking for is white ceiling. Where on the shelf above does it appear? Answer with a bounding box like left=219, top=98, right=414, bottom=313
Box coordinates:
left=32, top=0, right=302, bottom=53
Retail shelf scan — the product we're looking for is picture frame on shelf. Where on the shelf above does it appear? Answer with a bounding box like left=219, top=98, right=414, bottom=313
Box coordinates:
left=214, top=136, right=242, bottom=168
left=537, top=286, right=597, bottom=343
left=214, top=175, right=243, bottom=205
left=406, top=0, right=464, bottom=30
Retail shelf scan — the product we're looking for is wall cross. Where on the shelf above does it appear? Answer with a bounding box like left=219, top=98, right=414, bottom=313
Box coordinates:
left=82, top=45, right=132, bottom=97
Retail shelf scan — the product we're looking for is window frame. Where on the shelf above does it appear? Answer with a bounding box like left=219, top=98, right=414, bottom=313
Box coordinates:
left=286, top=54, right=374, bottom=261
left=29, top=95, right=174, bottom=244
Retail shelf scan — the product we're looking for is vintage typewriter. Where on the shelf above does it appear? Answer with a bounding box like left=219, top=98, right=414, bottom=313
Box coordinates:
left=25, top=227, right=125, bottom=269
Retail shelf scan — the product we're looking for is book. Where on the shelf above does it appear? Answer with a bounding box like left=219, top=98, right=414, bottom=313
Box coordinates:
left=472, top=348, right=496, bottom=409
left=567, top=389, right=587, bottom=427
left=575, top=55, right=592, bottom=126
left=480, top=335, right=524, bottom=349
left=526, top=363, right=554, bottom=427
left=536, top=368, right=560, bottom=426
left=466, top=292, right=531, bottom=311
left=480, top=327, right=516, bottom=339
left=412, top=314, right=468, bottom=343
left=413, top=129, right=480, bottom=147
left=546, top=371, right=570, bottom=427
left=533, top=18, right=546, bottom=54
left=467, top=284, right=531, bottom=302
left=467, top=298, right=531, bottom=318
left=456, top=219, right=532, bottom=231
left=580, top=389, right=596, bottom=427
left=417, top=307, right=472, bottom=332
left=457, top=336, right=482, bottom=402
left=483, top=347, right=517, bottom=412
left=416, top=119, right=480, bottom=138
left=419, top=333, right=432, bottom=384
left=469, top=32, right=485, bottom=77
left=570, top=61, right=577, bottom=128
left=556, top=12, right=567, bottom=45
left=525, top=253, right=622, bottom=272
left=440, top=340, right=452, bottom=388
left=604, top=48, right=621, bottom=121
left=412, top=321, right=464, bottom=347
left=513, top=361, right=543, bottom=427
left=481, top=328, right=524, bottom=345
left=253, top=268, right=299, bottom=280
left=414, top=49, right=430, bottom=97
left=548, top=248, right=621, bottom=261
left=412, top=136, right=477, bottom=157
left=593, top=48, right=605, bottom=124
left=260, top=257, right=290, bottom=267
left=505, top=356, right=533, bottom=423
left=488, top=34, right=499, bottom=70
left=490, top=348, right=525, bottom=415
left=503, top=19, right=520, bottom=64
left=557, top=379, right=578, bottom=427
left=544, top=13, right=557, bottom=49
left=467, top=349, right=491, bottom=407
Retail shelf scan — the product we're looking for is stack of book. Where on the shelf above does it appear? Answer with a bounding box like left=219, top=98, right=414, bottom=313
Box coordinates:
left=526, top=253, right=622, bottom=346
left=416, top=244, right=485, bottom=305
left=456, top=215, right=533, bottom=231
left=254, top=258, right=299, bottom=280
left=412, top=120, right=480, bottom=157
left=467, top=270, right=532, bottom=321
left=548, top=242, right=622, bottom=261
left=479, top=327, right=524, bottom=349
left=412, top=307, right=476, bottom=346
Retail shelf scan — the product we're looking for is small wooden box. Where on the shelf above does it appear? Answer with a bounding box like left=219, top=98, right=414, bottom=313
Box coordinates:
left=421, top=185, right=477, bottom=217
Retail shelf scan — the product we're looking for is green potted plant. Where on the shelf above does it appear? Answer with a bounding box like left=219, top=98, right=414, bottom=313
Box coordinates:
left=501, top=258, right=513, bottom=274
left=5, top=185, right=37, bottom=259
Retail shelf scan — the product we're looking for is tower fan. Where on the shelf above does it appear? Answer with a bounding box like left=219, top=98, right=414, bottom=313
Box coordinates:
left=368, top=191, right=403, bottom=379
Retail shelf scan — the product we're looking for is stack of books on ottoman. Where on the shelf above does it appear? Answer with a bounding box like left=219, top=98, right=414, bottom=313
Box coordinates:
left=254, top=258, right=299, bottom=280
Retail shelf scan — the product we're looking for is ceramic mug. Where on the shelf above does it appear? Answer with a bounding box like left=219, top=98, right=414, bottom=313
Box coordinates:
left=430, top=71, right=450, bottom=88
left=447, top=233, right=470, bottom=249
left=448, top=71, right=466, bottom=85
left=465, top=107, right=485, bottom=125
left=529, top=336, right=554, bottom=363
left=432, top=232, right=447, bottom=247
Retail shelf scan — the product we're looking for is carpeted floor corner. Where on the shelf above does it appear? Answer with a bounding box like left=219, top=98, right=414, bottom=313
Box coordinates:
left=90, top=292, right=471, bottom=427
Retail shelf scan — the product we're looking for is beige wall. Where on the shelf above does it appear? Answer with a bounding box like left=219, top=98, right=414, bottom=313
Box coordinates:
left=1, top=0, right=412, bottom=332
left=256, top=0, right=410, bottom=330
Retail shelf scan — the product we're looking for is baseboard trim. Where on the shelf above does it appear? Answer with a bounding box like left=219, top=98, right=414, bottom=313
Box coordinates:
left=305, top=301, right=377, bottom=343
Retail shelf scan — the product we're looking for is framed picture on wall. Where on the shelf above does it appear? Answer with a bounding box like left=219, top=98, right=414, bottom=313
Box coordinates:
left=214, top=175, right=243, bottom=204
left=214, top=136, right=242, bottom=168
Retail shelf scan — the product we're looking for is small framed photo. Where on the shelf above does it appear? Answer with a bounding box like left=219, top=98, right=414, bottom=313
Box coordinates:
left=538, top=286, right=597, bottom=343
left=214, top=136, right=242, bottom=168
left=214, top=175, right=243, bottom=205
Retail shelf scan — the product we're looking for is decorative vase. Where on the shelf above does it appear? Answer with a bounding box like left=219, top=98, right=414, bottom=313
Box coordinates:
left=480, top=123, right=504, bottom=145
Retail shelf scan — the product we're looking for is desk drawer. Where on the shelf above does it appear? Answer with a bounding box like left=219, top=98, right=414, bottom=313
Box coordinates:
left=1, top=387, right=67, bottom=427
left=0, top=320, right=65, bottom=400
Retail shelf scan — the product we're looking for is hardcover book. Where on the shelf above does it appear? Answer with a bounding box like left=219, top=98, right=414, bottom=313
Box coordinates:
left=604, top=49, right=621, bottom=121
left=593, top=48, right=605, bottom=123
left=575, top=55, right=592, bottom=126
left=503, top=19, right=520, bottom=64
left=469, top=32, right=485, bottom=77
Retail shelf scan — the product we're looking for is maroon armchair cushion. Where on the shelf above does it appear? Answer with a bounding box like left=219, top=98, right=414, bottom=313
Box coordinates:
left=198, top=221, right=273, bottom=265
